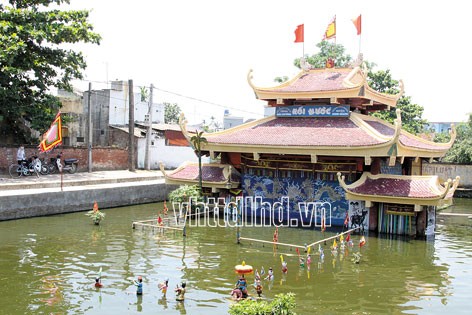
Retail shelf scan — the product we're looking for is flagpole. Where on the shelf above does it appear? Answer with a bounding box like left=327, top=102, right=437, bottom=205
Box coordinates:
left=358, top=34, right=362, bottom=56
left=60, top=146, right=63, bottom=192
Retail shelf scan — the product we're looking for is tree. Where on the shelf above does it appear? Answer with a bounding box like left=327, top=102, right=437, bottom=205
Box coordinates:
left=296, top=41, right=353, bottom=69
left=190, top=130, right=207, bottom=194
left=368, top=69, right=427, bottom=135
left=0, top=0, right=101, bottom=144
left=294, top=43, right=426, bottom=135
left=164, top=102, right=181, bottom=124
left=435, top=113, right=472, bottom=164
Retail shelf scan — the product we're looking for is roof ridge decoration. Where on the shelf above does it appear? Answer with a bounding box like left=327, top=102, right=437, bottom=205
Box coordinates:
left=388, top=109, right=403, bottom=165
left=342, top=66, right=366, bottom=88
left=178, top=113, right=191, bottom=143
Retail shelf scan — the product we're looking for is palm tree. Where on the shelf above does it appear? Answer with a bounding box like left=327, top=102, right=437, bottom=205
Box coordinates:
left=190, top=130, right=208, bottom=194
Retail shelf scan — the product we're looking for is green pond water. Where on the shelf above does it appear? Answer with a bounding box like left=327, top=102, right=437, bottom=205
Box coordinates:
left=0, top=199, right=471, bottom=314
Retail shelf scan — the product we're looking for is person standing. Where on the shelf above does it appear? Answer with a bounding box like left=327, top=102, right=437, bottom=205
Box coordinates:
left=17, top=145, right=26, bottom=165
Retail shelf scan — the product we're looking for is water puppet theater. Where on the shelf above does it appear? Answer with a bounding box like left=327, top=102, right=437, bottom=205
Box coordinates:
left=161, top=58, right=460, bottom=237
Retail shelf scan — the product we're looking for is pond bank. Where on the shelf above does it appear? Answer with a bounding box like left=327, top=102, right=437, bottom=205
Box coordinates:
left=0, top=170, right=177, bottom=221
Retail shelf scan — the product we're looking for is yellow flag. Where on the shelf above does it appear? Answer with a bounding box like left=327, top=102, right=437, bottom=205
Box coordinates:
left=323, top=16, right=336, bottom=40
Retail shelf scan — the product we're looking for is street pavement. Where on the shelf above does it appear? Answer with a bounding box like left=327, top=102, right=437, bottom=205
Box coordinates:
left=0, top=169, right=164, bottom=196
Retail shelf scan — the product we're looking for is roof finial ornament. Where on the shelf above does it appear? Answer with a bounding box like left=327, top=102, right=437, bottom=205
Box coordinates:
left=350, top=53, right=364, bottom=68
left=300, top=56, right=313, bottom=72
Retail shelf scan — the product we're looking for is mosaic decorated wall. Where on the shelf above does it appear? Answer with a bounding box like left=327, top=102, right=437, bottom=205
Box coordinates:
left=242, top=173, right=350, bottom=226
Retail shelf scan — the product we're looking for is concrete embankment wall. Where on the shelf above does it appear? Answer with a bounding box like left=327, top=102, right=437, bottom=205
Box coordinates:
left=0, top=182, right=178, bottom=221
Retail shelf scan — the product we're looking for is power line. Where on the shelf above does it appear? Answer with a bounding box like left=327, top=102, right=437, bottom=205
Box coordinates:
left=73, top=79, right=264, bottom=117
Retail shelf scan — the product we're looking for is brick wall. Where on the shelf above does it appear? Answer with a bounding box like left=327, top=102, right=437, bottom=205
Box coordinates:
left=0, top=145, right=130, bottom=174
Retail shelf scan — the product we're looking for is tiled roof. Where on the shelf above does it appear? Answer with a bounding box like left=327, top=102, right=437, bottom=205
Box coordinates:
left=365, top=120, right=447, bottom=150
left=271, top=71, right=350, bottom=92
left=167, top=164, right=240, bottom=183
left=207, top=117, right=385, bottom=147
left=348, top=175, right=445, bottom=199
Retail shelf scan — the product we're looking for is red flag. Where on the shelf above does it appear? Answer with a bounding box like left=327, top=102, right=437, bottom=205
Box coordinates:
left=345, top=233, right=351, bottom=242
left=359, top=236, right=366, bottom=247
left=323, top=16, right=336, bottom=40
left=39, top=112, right=62, bottom=152
left=294, top=24, right=304, bottom=43
left=352, top=14, right=362, bottom=35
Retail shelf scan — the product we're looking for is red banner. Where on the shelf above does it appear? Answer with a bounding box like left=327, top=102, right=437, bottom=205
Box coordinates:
left=39, top=112, right=62, bottom=152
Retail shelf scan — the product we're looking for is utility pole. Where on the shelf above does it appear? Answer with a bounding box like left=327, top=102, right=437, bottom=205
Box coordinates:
left=128, top=79, right=135, bottom=172
left=145, top=83, right=153, bottom=170
left=87, top=82, right=93, bottom=173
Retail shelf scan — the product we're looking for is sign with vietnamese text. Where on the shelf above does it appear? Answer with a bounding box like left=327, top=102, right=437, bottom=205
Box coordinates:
left=276, top=105, right=350, bottom=117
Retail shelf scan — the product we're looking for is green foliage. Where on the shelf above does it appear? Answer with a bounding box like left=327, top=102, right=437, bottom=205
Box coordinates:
left=0, top=0, right=101, bottom=143
left=229, top=293, right=297, bottom=315
left=85, top=209, right=105, bottom=224
left=274, top=76, right=288, bottom=84
left=437, top=114, right=472, bottom=164
left=367, top=69, right=427, bottom=135
left=164, top=102, right=181, bottom=124
left=371, top=95, right=427, bottom=135
left=295, top=41, right=352, bottom=69
left=168, top=185, right=203, bottom=203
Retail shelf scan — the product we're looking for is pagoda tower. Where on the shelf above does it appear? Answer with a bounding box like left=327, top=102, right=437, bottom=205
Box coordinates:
left=162, top=62, right=459, bottom=237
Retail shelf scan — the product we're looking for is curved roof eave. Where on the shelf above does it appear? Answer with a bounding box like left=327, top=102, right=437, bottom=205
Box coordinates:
left=159, top=162, right=240, bottom=189
left=337, top=172, right=452, bottom=207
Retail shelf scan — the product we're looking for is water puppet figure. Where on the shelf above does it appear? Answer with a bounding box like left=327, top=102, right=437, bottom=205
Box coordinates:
left=134, top=276, right=143, bottom=295
left=306, top=254, right=312, bottom=265
left=264, top=267, right=274, bottom=281
left=346, top=233, right=353, bottom=247
left=175, top=282, right=186, bottom=301
left=254, top=277, right=263, bottom=298
left=235, top=275, right=248, bottom=298
left=94, top=267, right=103, bottom=287
left=158, top=278, right=169, bottom=295
left=282, top=261, right=288, bottom=274
left=157, top=215, right=163, bottom=226
left=299, top=257, right=305, bottom=268
left=94, top=277, right=103, bottom=288
left=163, top=200, right=168, bottom=215
left=231, top=287, right=244, bottom=301
left=280, top=255, right=288, bottom=273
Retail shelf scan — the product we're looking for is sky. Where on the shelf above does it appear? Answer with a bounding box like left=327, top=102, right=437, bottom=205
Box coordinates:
left=65, top=0, right=472, bottom=125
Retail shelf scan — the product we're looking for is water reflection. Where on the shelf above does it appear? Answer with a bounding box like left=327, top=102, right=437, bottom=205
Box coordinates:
left=0, top=201, right=471, bottom=314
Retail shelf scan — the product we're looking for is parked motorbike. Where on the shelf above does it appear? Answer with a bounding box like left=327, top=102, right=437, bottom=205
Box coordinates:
left=48, top=152, right=79, bottom=174
left=9, top=155, right=44, bottom=177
